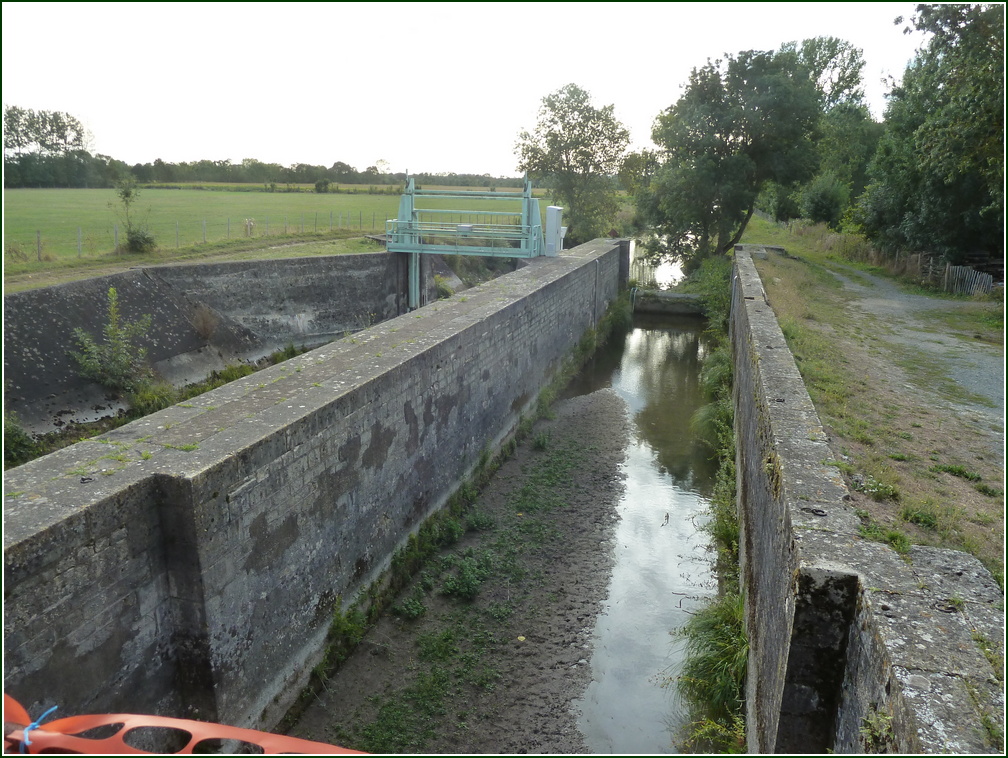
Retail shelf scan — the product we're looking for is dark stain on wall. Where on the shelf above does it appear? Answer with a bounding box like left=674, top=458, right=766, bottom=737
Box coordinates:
left=338, top=433, right=361, bottom=466
left=404, top=400, right=419, bottom=455
left=361, top=421, right=396, bottom=470
left=352, top=554, right=371, bottom=582
left=244, top=512, right=299, bottom=573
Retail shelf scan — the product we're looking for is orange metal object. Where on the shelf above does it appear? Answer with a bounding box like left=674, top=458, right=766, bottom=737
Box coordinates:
left=4, top=694, right=363, bottom=754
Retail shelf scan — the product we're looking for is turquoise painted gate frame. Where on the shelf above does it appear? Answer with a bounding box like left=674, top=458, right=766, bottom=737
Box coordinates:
left=386, top=177, right=547, bottom=309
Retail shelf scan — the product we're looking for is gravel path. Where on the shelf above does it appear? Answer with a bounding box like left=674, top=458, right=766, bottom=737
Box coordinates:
left=826, top=263, right=1004, bottom=464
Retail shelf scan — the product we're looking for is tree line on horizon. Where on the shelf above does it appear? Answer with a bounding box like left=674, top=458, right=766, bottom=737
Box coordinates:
left=1, top=111, right=524, bottom=191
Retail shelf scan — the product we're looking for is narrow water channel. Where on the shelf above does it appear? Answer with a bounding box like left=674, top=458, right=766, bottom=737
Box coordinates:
left=565, top=314, right=719, bottom=753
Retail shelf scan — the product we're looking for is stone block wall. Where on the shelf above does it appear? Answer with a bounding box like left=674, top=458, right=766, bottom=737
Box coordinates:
left=3, top=253, right=431, bottom=432
left=3, top=241, right=626, bottom=730
left=151, top=253, right=415, bottom=346
left=731, top=245, right=1003, bottom=753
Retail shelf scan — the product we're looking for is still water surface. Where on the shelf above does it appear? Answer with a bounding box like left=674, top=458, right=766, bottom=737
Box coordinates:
left=566, top=315, right=718, bottom=753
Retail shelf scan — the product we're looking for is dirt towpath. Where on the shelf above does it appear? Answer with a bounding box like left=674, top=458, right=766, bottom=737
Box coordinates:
left=757, top=248, right=1004, bottom=578
left=828, top=262, right=1004, bottom=457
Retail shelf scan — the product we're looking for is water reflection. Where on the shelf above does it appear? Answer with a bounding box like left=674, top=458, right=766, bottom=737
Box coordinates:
left=564, top=315, right=718, bottom=495
left=629, top=240, right=684, bottom=290
left=567, top=316, right=717, bottom=753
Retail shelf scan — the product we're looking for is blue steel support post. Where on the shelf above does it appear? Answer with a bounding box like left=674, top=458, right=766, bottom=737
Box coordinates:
left=520, top=177, right=530, bottom=255
left=396, top=178, right=421, bottom=310
left=409, top=252, right=420, bottom=310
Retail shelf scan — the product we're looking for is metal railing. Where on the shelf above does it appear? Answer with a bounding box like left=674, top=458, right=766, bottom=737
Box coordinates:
left=385, top=218, right=542, bottom=257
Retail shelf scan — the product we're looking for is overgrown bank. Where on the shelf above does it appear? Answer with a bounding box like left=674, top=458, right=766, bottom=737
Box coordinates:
left=3, top=339, right=309, bottom=469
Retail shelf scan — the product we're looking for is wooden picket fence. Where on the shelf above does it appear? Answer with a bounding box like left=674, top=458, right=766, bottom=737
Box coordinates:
left=941, top=262, right=994, bottom=296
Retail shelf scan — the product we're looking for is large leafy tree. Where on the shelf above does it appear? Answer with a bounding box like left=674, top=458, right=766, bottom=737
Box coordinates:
left=3, top=105, right=100, bottom=187
left=816, top=102, right=883, bottom=200
left=515, top=83, right=630, bottom=245
left=783, top=36, right=866, bottom=111
left=857, top=3, right=1004, bottom=261
left=639, top=50, right=819, bottom=267
left=619, top=149, right=659, bottom=198
left=778, top=37, right=881, bottom=227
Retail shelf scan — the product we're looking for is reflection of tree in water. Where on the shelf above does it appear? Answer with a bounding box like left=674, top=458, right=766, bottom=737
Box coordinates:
left=561, top=317, right=719, bottom=495
left=624, top=324, right=718, bottom=494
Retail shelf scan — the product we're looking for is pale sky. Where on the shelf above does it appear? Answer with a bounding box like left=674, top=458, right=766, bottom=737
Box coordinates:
left=2, top=2, right=925, bottom=178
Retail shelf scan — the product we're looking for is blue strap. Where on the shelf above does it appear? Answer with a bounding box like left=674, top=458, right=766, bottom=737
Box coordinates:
left=20, top=705, right=58, bottom=753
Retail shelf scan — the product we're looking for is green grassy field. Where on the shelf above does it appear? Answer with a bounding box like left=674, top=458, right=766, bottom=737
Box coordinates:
left=2, top=185, right=555, bottom=291
left=3, top=188, right=401, bottom=259
left=2, top=185, right=549, bottom=263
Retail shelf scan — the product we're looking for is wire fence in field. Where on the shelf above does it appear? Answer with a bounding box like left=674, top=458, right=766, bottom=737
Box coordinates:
left=5, top=210, right=382, bottom=262
left=5, top=209, right=535, bottom=262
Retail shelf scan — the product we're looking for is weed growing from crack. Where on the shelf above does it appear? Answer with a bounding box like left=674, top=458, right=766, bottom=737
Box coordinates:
left=855, top=509, right=911, bottom=554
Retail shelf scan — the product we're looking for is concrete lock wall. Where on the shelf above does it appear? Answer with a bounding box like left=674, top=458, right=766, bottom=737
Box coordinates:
left=731, top=245, right=1004, bottom=754
left=3, top=240, right=626, bottom=730
left=3, top=252, right=428, bottom=433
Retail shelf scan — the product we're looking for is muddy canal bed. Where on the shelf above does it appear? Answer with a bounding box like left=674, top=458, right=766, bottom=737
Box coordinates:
left=290, top=390, right=632, bottom=753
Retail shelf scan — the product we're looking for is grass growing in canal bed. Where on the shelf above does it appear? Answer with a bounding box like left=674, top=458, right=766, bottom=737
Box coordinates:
left=676, top=592, right=748, bottom=751
left=301, top=438, right=583, bottom=753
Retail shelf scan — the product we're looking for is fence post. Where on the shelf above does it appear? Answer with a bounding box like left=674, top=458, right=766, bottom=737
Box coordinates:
left=285, top=216, right=288, bottom=234
left=359, top=211, right=362, bottom=229
left=372, top=212, right=375, bottom=230
left=77, top=227, right=82, bottom=257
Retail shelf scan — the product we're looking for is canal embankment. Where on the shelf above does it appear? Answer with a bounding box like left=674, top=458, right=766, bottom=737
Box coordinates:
left=732, top=245, right=1003, bottom=753
left=3, top=240, right=627, bottom=732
